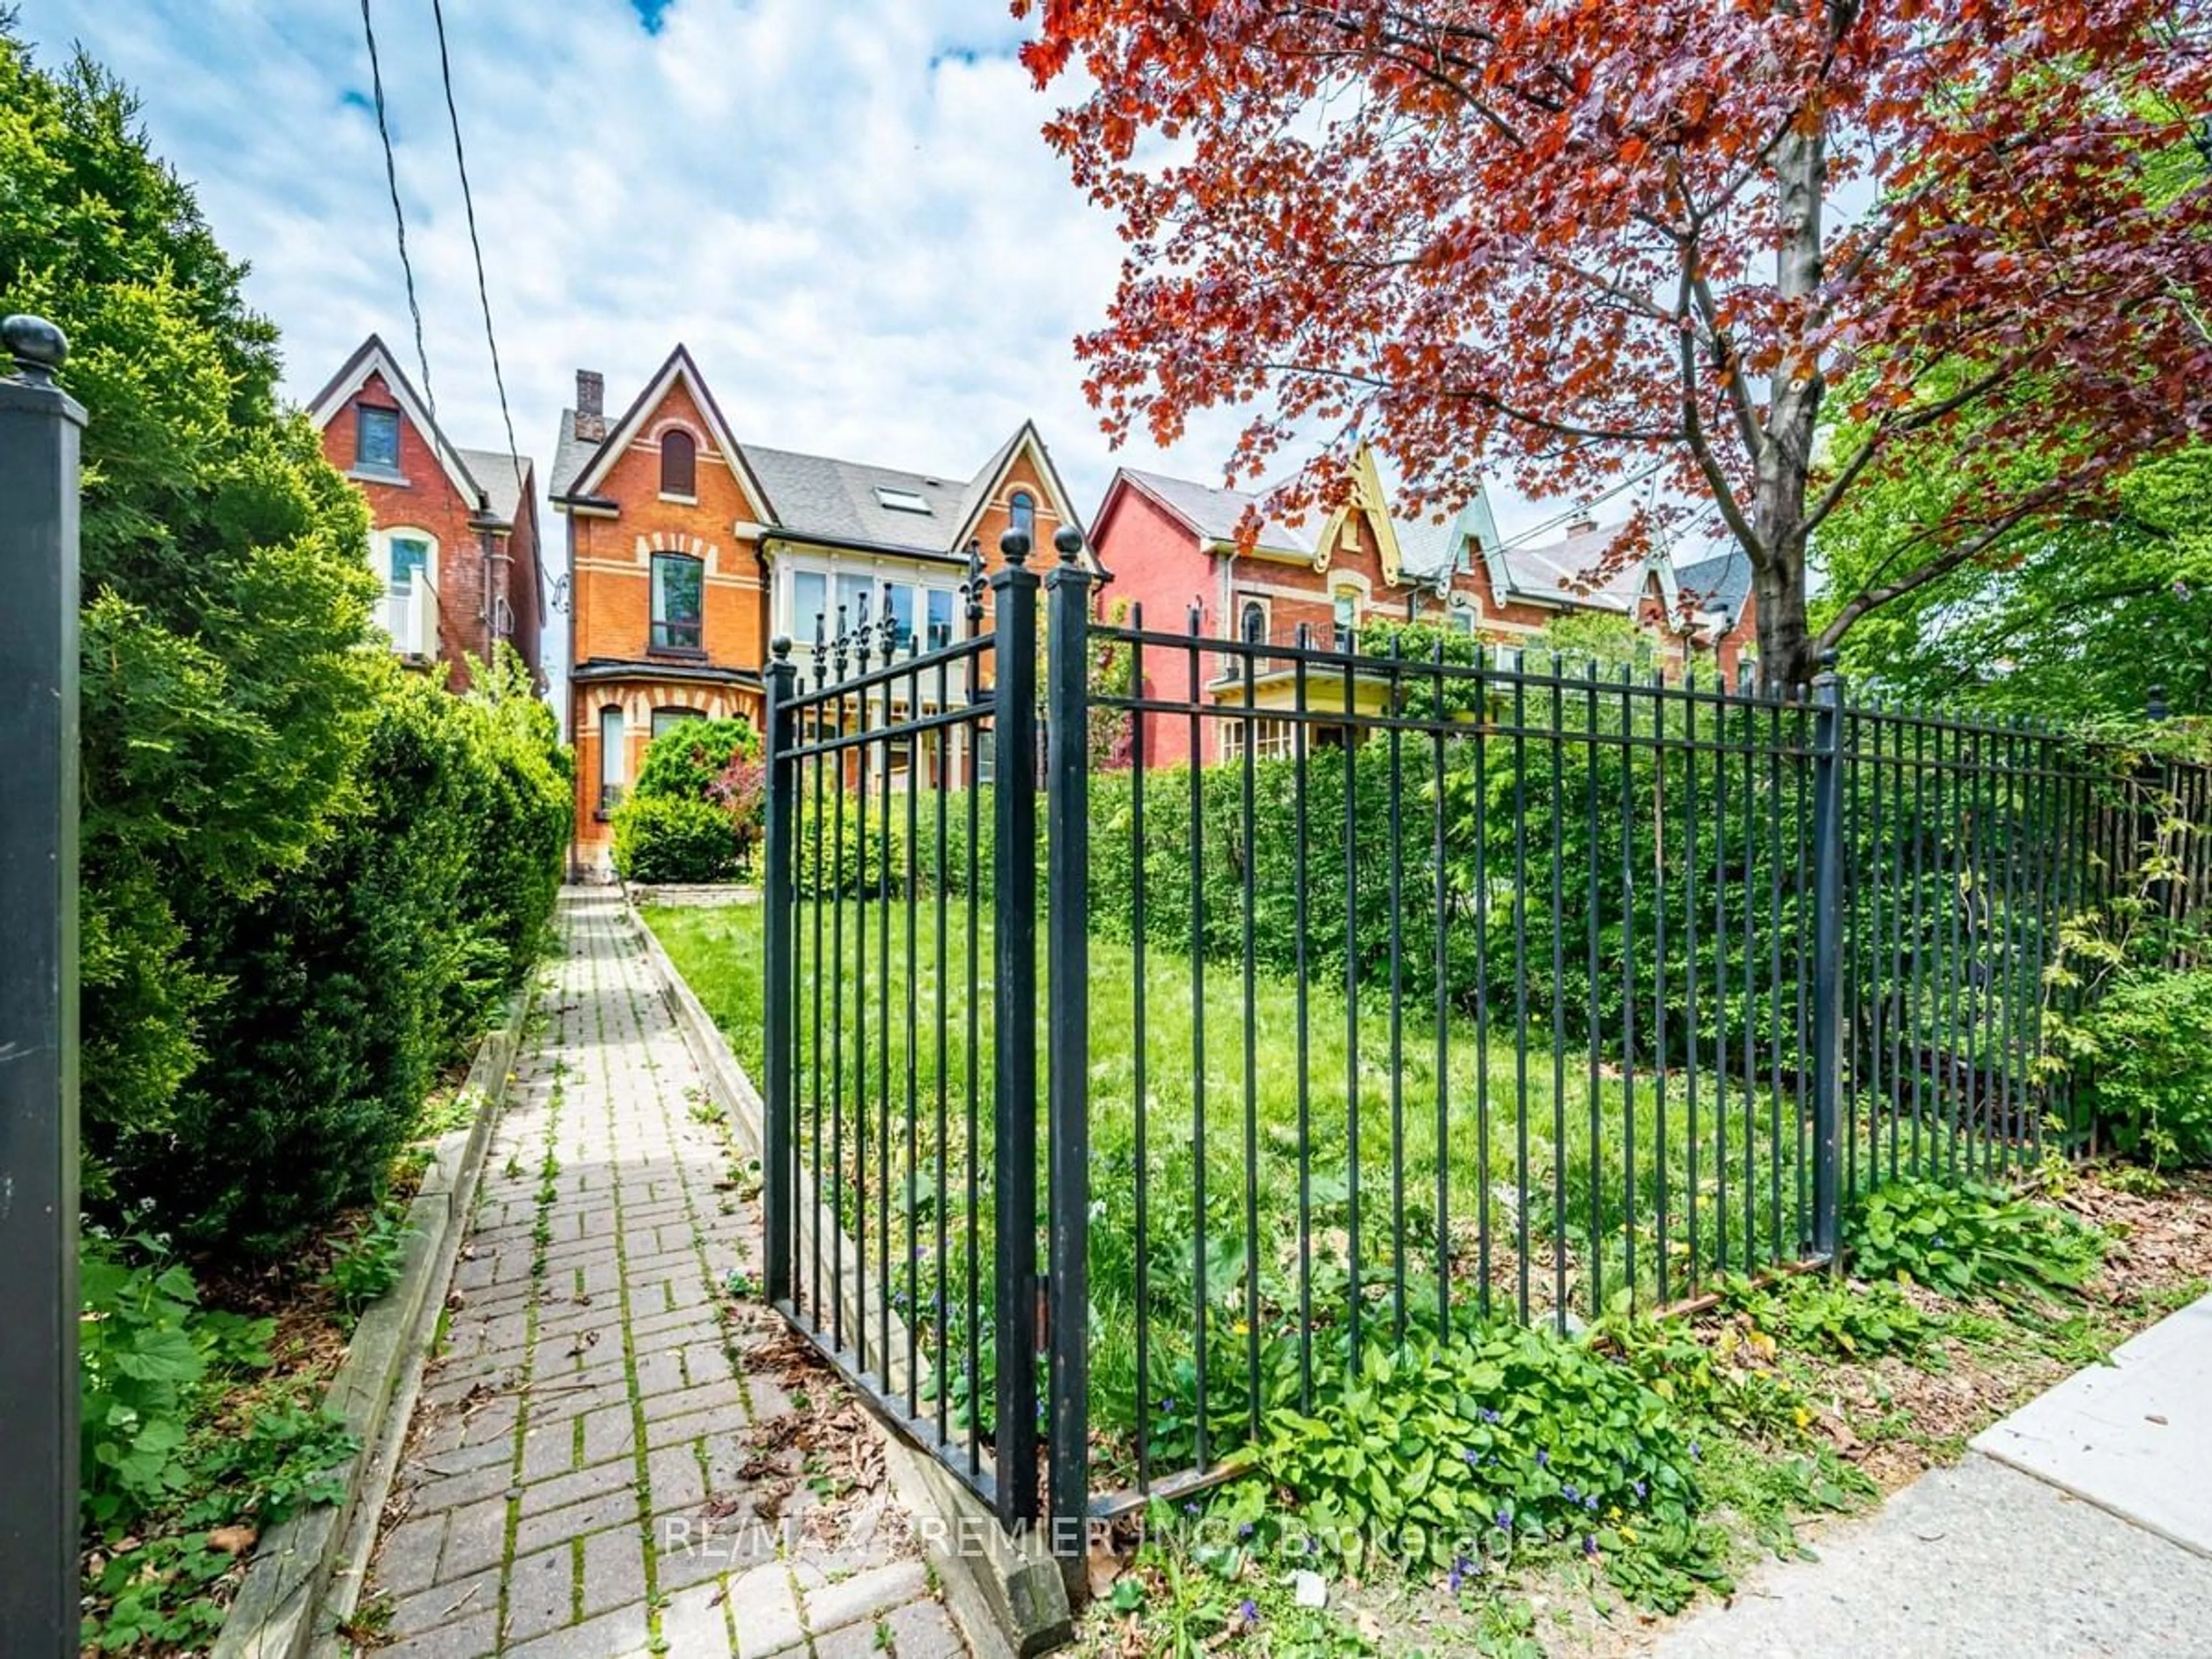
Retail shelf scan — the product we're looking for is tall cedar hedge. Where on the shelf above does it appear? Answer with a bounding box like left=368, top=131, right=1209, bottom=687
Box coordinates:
left=2, top=24, right=569, bottom=1253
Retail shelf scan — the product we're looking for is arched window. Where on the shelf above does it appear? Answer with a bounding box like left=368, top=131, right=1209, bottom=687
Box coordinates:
left=660, top=429, right=697, bottom=498
left=1239, top=598, right=1268, bottom=644
left=1009, top=490, right=1036, bottom=546
left=598, top=705, right=626, bottom=815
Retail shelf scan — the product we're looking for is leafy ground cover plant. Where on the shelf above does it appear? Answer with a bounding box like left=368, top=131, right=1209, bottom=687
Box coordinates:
left=79, top=1228, right=356, bottom=1650
left=1846, top=1176, right=2103, bottom=1305
left=322, top=1202, right=415, bottom=1323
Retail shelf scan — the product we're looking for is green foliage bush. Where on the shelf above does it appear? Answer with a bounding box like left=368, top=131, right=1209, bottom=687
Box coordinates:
left=109, top=658, right=568, bottom=1255
left=632, top=715, right=760, bottom=801
left=2069, top=968, right=2212, bottom=1168
left=609, top=717, right=764, bottom=882
left=5, top=31, right=567, bottom=1254
left=796, top=798, right=906, bottom=897
left=612, top=793, right=745, bottom=884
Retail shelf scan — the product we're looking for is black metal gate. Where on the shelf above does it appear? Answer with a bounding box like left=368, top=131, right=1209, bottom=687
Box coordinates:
left=758, top=526, right=1096, bottom=1550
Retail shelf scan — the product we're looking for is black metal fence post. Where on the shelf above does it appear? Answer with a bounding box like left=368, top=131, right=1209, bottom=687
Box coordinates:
left=762, top=636, right=798, bottom=1307
left=0, top=314, right=84, bottom=1652
left=1043, top=527, right=1093, bottom=1560
left=1810, top=653, right=1845, bottom=1260
left=990, top=530, right=1041, bottom=1531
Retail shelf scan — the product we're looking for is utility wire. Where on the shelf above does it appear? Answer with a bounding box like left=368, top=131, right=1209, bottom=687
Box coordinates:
left=359, top=0, right=435, bottom=421
left=429, top=0, right=528, bottom=526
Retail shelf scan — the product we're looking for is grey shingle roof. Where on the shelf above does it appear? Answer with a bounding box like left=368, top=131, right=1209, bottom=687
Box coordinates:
left=1674, top=547, right=1753, bottom=622
left=550, top=410, right=598, bottom=502
left=454, top=446, right=536, bottom=526
left=1486, top=521, right=1651, bottom=612
left=1120, top=468, right=1315, bottom=554
left=737, top=444, right=972, bottom=555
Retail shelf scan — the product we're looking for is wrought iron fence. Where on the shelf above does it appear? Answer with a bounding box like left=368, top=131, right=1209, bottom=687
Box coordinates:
left=759, top=528, right=2212, bottom=1553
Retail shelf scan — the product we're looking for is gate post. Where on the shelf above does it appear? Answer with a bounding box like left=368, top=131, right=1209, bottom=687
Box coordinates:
left=1810, top=652, right=1846, bottom=1263
left=762, top=636, right=798, bottom=1307
left=990, top=530, right=1041, bottom=1531
left=0, top=315, right=84, bottom=1652
left=1043, top=527, right=1092, bottom=1560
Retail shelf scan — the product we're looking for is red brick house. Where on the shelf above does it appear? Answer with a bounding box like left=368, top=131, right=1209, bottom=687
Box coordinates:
left=309, top=335, right=545, bottom=692
left=1090, top=446, right=1755, bottom=766
left=550, top=343, right=1085, bottom=867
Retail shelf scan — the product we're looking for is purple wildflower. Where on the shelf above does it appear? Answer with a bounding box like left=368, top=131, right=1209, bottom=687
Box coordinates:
left=1480, top=1407, right=1501, bottom=1423
left=1562, top=1483, right=1580, bottom=1503
left=1585, top=1494, right=1599, bottom=1512
left=1536, top=1449, right=1550, bottom=1468
left=1239, top=1599, right=1259, bottom=1625
left=1634, top=1478, right=1648, bottom=1501
left=1583, top=1534, right=1599, bottom=1558
left=1448, top=1555, right=1473, bottom=1593
left=1495, top=1508, right=1512, bottom=1531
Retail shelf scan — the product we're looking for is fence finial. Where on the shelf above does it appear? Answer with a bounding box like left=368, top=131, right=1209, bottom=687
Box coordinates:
left=1000, top=527, right=1032, bottom=567
left=771, top=633, right=791, bottom=662
left=1054, top=525, right=1084, bottom=565
left=2, top=315, right=66, bottom=387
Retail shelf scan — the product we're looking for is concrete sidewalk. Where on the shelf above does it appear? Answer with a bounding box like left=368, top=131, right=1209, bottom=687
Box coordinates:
left=1649, top=1293, right=2212, bottom=1658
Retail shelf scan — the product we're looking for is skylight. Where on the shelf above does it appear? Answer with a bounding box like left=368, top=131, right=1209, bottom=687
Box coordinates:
left=874, top=486, right=932, bottom=514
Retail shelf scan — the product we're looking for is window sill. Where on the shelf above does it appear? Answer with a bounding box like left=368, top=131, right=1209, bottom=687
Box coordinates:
left=658, top=492, right=698, bottom=506
left=646, top=645, right=709, bottom=662
left=350, top=467, right=410, bottom=487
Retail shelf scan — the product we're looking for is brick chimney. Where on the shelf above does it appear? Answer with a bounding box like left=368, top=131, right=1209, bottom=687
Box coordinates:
left=574, top=370, right=606, bottom=442
left=1567, top=512, right=1599, bottom=537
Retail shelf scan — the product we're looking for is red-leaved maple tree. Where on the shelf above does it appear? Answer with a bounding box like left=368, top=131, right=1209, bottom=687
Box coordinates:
left=1018, top=1, right=2212, bottom=687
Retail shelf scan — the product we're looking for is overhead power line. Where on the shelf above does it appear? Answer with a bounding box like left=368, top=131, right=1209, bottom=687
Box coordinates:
left=428, top=0, right=528, bottom=518
left=358, top=0, right=435, bottom=421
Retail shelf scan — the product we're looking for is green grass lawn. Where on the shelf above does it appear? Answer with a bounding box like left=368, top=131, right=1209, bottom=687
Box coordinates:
left=649, top=895, right=1830, bottom=1483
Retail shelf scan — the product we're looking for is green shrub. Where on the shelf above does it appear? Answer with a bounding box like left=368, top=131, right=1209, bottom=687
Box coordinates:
left=632, top=716, right=760, bottom=801
left=612, top=794, right=745, bottom=884
left=2071, top=967, right=2212, bottom=1167
left=796, top=798, right=906, bottom=897
left=107, top=658, right=567, bottom=1256
left=1846, top=1176, right=2102, bottom=1303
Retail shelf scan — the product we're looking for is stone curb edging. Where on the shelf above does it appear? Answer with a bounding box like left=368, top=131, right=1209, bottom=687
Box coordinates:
left=212, top=979, right=536, bottom=1659
left=627, top=899, right=1075, bottom=1657
left=620, top=880, right=760, bottom=908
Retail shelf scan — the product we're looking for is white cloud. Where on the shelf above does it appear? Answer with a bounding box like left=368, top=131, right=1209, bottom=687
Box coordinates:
left=13, top=0, right=1579, bottom=691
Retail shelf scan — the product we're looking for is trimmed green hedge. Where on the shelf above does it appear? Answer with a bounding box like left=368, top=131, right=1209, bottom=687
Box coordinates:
left=109, top=654, right=569, bottom=1253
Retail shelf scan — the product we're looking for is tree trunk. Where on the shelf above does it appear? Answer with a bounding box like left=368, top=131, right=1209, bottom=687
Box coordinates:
left=1750, top=105, right=1829, bottom=693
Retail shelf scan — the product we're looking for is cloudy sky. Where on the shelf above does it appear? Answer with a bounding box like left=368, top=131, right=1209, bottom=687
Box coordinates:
left=14, top=0, right=1570, bottom=668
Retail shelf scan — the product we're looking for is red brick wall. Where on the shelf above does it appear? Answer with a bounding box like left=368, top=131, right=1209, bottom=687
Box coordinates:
left=319, top=370, right=495, bottom=692
left=566, top=375, right=772, bottom=857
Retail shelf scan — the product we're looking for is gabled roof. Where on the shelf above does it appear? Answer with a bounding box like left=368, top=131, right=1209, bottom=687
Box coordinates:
left=454, top=446, right=536, bottom=529
left=1673, top=547, right=1753, bottom=626
left=947, top=420, right=1086, bottom=558
left=1105, top=451, right=1501, bottom=589
left=740, top=444, right=971, bottom=554
left=1110, top=468, right=1316, bottom=558
left=557, top=343, right=776, bottom=520
left=308, top=334, right=484, bottom=509
left=1482, top=520, right=1653, bottom=613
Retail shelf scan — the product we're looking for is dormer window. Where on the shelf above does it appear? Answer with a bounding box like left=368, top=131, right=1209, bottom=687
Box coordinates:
left=1010, top=490, right=1036, bottom=544
left=875, top=486, right=932, bottom=514
left=356, top=404, right=401, bottom=474
left=660, top=429, right=697, bottom=498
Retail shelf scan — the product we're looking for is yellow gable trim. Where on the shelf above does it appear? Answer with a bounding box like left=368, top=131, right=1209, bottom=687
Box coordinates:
left=1311, top=443, right=1403, bottom=585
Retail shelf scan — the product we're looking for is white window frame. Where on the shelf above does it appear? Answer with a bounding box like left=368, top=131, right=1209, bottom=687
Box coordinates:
left=1224, top=716, right=1297, bottom=763
left=598, top=704, right=626, bottom=817
left=370, top=526, right=440, bottom=657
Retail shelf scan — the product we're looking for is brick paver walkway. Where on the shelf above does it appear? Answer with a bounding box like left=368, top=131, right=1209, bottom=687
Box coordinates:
left=359, top=889, right=966, bottom=1658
